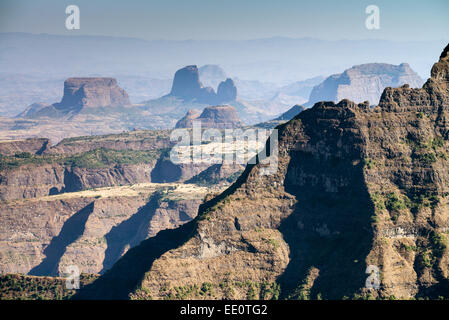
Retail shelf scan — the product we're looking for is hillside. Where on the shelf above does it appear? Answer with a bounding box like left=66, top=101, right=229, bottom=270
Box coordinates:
left=74, top=43, right=449, bottom=300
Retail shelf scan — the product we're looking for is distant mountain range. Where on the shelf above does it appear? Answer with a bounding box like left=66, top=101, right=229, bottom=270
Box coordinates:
left=0, top=32, right=445, bottom=116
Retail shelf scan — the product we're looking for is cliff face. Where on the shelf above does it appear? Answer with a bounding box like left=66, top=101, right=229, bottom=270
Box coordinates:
left=169, top=65, right=237, bottom=104
left=0, top=161, right=157, bottom=201
left=0, top=138, right=48, bottom=156
left=0, top=184, right=209, bottom=276
left=57, top=78, right=131, bottom=109
left=76, top=44, right=449, bottom=300
left=175, top=105, right=242, bottom=129
left=0, top=131, right=170, bottom=201
left=20, top=78, right=131, bottom=118
left=309, top=63, right=424, bottom=106
left=216, top=78, right=238, bottom=103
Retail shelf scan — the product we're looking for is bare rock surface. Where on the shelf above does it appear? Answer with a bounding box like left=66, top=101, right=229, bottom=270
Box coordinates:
left=175, top=105, right=242, bottom=129
left=309, top=63, right=424, bottom=105
left=75, top=44, right=449, bottom=300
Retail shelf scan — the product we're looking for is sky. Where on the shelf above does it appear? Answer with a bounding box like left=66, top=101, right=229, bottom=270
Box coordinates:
left=0, top=0, right=448, bottom=41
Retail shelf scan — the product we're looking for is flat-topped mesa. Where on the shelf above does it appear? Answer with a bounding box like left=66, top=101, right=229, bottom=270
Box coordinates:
left=55, top=77, right=131, bottom=110
left=169, top=65, right=237, bottom=104
left=308, top=62, right=424, bottom=106
left=175, top=105, right=242, bottom=129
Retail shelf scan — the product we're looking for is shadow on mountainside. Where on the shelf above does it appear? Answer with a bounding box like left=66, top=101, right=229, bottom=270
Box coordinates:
left=72, top=163, right=254, bottom=300
left=278, top=150, right=375, bottom=299
left=275, top=105, right=376, bottom=300
left=29, top=202, right=95, bottom=276
left=100, top=194, right=161, bottom=274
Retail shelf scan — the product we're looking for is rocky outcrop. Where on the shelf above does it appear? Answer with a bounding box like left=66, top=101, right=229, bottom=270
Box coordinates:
left=175, top=105, right=242, bottom=129
left=0, top=138, right=48, bottom=156
left=308, top=63, right=424, bottom=105
left=169, top=65, right=237, bottom=104
left=0, top=184, right=209, bottom=275
left=20, top=78, right=131, bottom=118
left=76, top=44, right=449, bottom=300
left=217, top=78, right=238, bottom=103
left=0, top=163, right=156, bottom=201
left=56, top=78, right=131, bottom=110
left=170, top=66, right=206, bottom=101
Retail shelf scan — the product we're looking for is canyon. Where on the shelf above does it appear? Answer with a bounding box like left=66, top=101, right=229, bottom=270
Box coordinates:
left=73, top=43, right=449, bottom=300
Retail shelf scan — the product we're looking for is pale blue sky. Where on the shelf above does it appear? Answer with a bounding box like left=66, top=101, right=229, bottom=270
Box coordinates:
left=0, top=0, right=448, bottom=41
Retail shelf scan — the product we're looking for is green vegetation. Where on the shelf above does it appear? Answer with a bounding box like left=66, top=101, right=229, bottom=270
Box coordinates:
left=0, top=273, right=97, bottom=300
left=370, top=192, right=386, bottom=211
left=401, top=243, right=417, bottom=252
left=385, top=193, right=407, bottom=212
left=63, top=148, right=162, bottom=169
left=0, top=147, right=165, bottom=170
left=405, top=136, right=446, bottom=165
left=363, top=158, right=376, bottom=169
left=265, top=238, right=280, bottom=249
left=160, top=280, right=280, bottom=300
left=260, top=281, right=280, bottom=300
left=187, top=169, right=244, bottom=187
left=415, top=152, right=437, bottom=165
left=370, top=191, right=440, bottom=218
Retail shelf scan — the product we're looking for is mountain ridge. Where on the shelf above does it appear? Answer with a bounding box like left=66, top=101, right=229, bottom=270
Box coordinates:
left=74, top=43, right=449, bottom=300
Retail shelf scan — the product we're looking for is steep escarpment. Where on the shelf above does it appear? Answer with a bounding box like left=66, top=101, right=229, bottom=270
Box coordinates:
left=175, top=105, right=243, bottom=129
left=0, top=151, right=159, bottom=201
left=20, top=78, right=131, bottom=118
left=0, top=138, right=49, bottom=156
left=0, top=127, right=250, bottom=200
left=308, top=63, right=424, bottom=106
left=76, top=44, right=449, bottom=300
left=0, top=183, right=209, bottom=276
left=169, top=65, right=237, bottom=104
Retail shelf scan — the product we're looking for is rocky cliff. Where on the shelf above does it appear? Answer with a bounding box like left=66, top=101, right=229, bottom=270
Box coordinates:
left=20, top=78, right=131, bottom=118
left=169, top=65, right=237, bottom=104
left=0, top=183, right=209, bottom=276
left=75, top=44, right=449, bottom=300
left=175, top=105, right=242, bottom=129
left=308, top=63, right=424, bottom=106
left=0, top=163, right=156, bottom=201
left=0, top=138, right=48, bottom=156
